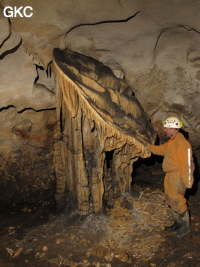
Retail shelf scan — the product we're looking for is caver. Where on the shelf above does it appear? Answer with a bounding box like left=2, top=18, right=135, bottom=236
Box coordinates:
left=145, top=117, right=194, bottom=238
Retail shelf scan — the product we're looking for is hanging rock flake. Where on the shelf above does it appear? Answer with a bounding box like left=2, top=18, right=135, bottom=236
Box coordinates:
left=52, top=48, right=156, bottom=215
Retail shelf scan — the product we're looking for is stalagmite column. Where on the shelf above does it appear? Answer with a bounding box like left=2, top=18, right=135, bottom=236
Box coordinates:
left=53, top=48, right=156, bottom=215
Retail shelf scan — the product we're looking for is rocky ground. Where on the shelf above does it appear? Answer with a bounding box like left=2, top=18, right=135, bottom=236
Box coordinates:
left=0, top=159, right=200, bottom=267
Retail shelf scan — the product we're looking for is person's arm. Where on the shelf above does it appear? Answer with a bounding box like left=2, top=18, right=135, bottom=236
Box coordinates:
left=144, top=142, right=168, bottom=156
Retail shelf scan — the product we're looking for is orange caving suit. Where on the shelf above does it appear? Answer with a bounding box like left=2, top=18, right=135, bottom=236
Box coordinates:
left=148, top=132, right=194, bottom=214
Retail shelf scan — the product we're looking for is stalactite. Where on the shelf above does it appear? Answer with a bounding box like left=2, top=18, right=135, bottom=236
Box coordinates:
left=53, top=48, right=156, bottom=215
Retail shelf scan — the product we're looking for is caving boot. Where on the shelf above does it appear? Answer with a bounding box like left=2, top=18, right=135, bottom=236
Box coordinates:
left=165, top=210, right=180, bottom=231
left=171, top=210, right=190, bottom=238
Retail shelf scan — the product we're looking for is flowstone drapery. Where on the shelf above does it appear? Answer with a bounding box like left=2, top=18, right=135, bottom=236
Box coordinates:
left=53, top=48, right=156, bottom=215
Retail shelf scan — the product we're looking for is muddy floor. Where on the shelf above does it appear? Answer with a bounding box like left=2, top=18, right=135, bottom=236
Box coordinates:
left=0, top=160, right=200, bottom=267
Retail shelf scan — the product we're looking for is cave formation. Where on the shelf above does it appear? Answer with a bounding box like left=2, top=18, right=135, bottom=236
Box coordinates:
left=53, top=48, right=156, bottom=215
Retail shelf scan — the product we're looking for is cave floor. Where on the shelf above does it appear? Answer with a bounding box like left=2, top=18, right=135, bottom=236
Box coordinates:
left=0, top=162, right=200, bottom=267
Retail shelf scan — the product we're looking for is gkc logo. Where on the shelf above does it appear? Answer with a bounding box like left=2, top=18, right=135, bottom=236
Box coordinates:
left=3, top=6, right=33, bottom=18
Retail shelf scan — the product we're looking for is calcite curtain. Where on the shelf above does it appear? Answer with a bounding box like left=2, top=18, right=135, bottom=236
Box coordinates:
left=53, top=48, right=155, bottom=215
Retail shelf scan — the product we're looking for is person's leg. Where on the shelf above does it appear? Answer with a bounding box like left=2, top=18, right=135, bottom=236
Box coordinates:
left=164, top=172, right=187, bottom=214
left=164, top=172, right=190, bottom=237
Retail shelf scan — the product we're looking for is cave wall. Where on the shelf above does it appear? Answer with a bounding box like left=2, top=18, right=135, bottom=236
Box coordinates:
left=0, top=0, right=200, bottom=204
left=0, top=2, right=57, bottom=204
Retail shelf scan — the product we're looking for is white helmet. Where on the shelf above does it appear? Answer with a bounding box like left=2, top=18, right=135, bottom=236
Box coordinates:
left=162, top=117, right=183, bottom=129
